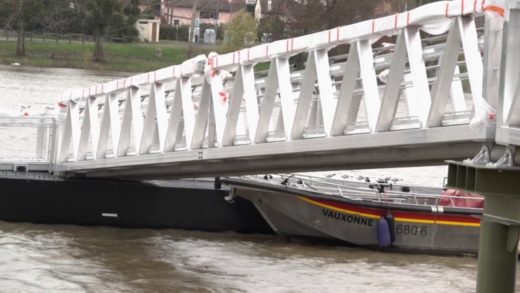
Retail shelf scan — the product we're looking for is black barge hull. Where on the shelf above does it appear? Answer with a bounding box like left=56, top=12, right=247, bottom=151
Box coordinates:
left=0, top=173, right=272, bottom=233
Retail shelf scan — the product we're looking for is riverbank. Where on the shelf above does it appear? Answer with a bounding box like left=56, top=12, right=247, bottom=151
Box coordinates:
left=0, top=40, right=214, bottom=73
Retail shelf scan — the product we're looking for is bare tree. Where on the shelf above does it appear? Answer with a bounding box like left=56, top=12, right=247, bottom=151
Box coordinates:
left=1, top=0, right=77, bottom=57
left=282, top=0, right=416, bottom=37
left=15, top=0, right=25, bottom=56
left=84, top=0, right=122, bottom=62
left=0, top=0, right=42, bottom=56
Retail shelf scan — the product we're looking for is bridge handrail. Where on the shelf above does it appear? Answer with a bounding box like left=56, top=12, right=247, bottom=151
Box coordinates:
left=0, top=114, right=58, bottom=165
left=59, top=0, right=496, bottom=104
left=209, top=0, right=490, bottom=69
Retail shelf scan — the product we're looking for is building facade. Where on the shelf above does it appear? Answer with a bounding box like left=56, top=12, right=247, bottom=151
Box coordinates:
left=254, top=0, right=285, bottom=21
left=160, top=0, right=248, bottom=26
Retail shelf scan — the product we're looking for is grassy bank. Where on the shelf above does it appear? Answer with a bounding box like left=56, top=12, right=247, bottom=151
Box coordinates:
left=0, top=40, right=213, bottom=73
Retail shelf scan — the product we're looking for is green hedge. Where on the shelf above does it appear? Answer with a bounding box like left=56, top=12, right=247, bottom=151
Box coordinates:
left=160, top=24, right=190, bottom=41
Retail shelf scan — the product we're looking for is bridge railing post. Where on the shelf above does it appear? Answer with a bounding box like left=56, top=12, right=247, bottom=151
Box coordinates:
left=48, top=115, right=60, bottom=166
left=496, top=0, right=520, bottom=147
left=35, top=117, right=46, bottom=160
left=482, top=2, right=505, bottom=111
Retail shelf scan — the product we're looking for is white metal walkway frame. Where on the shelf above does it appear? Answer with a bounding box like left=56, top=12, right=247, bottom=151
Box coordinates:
left=52, top=0, right=506, bottom=178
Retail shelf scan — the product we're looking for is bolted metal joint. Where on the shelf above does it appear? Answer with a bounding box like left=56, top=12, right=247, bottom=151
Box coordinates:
left=490, top=145, right=516, bottom=168
left=467, top=144, right=491, bottom=165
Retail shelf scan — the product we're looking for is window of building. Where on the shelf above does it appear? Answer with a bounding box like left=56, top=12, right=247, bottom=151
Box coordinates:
left=200, top=9, right=218, bottom=20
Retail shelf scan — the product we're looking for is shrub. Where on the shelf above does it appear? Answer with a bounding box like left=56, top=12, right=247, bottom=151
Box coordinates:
left=159, top=24, right=190, bottom=41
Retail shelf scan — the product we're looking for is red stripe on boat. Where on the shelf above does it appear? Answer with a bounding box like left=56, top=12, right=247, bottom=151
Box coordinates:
left=305, top=196, right=479, bottom=224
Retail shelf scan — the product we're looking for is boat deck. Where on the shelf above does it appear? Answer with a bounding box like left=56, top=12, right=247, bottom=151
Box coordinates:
left=232, top=174, right=483, bottom=211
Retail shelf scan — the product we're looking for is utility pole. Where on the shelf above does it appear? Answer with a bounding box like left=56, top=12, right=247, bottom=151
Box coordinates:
left=216, top=0, right=219, bottom=26
left=171, top=0, right=175, bottom=25
left=188, top=0, right=199, bottom=58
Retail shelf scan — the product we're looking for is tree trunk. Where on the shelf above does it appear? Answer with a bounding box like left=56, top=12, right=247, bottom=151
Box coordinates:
left=16, top=27, right=25, bottom=56
left=93, top=32, right=104, bottom=62
left=16, top=1, right=25, bottom=57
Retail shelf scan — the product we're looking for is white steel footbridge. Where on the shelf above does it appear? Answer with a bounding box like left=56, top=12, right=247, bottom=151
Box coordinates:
left=3, top=0, right=519, bottom=180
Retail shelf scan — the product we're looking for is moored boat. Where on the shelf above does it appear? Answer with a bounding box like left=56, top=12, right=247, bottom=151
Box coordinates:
left=0, top=171, right=272, bottom=233
left=222, top=174, right=484, bottom=255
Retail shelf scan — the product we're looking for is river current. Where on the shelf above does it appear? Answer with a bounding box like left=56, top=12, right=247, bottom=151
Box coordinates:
left=0, top=64, right=518, bottom=292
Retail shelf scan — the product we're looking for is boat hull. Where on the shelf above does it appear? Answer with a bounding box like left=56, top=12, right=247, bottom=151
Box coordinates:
left=233, top=186, right=481, bottom=255
left=0, top=173, right=272, bottom=233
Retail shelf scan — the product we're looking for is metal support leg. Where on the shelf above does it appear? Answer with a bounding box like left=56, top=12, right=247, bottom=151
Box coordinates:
left=447, top=160, right=520, bottom=293
left=477, top=220, right=518, bottom=293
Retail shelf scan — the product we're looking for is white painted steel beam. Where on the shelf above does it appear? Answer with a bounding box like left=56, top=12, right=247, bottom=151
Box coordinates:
left=62, top=143, right=484, bottom=179
left=458, top=16, right=485, bottom=117
left=314, top=49, right=336, bottom=137
left=165, top=77, right=195, bottom=151
left=357, top=40, right=381, bottom=133
left=331, top=44, right=360, bottom=136
left=241, top=64, right=259, bottom=143
left=482, top=11, right=504, bottom=111
left=118, top=87, right=142, bottom=156
left=255, top=57, right=294, bottom=143
left=427, top=19, right=461, bottom=128
left=496, top=6, right=520, bottom=146
left=207, top=67, right=228, bottom=148
left=291, top=51, right=318, bottom=139
left=451, top=65, right=467, bottom=112
left=59, top=101, right=80, bottom=162
left=54, top=123, right=494, bottom=177
left=222, top=64, right=258, bottom=146
left=192, top=81, right=211, bottom=149
left=376, top=30, right=407, bottom=132
left=140, top=82, right=167, bottom=154
left=77, top=96, right=100, bottom=160
left=97, top=94, right=121, bottom=159
left=501, top=9, right=520, bottom=128
left=403, top=27, right=430, bottom=124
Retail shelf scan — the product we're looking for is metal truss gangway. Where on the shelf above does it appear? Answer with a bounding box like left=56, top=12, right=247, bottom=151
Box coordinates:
left=35, top=0, right=506, bottom=180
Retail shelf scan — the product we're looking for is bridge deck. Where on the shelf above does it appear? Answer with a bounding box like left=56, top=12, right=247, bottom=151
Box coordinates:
left=54, top=124, right=492, bottom=178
